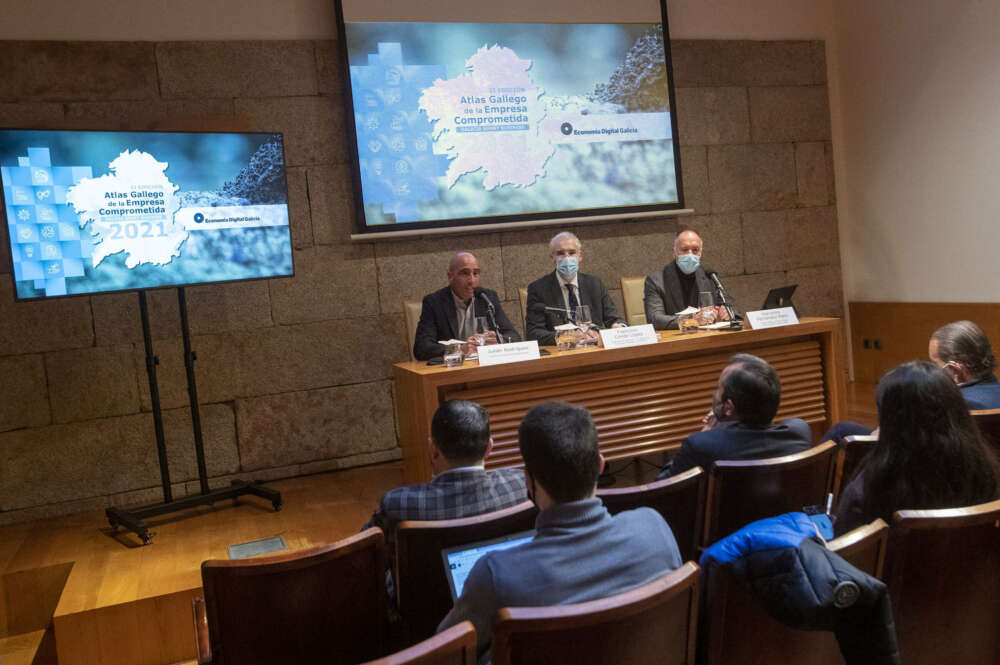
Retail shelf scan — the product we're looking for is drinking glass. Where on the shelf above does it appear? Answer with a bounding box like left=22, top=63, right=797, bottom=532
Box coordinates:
left=573, top=305, right=598, bottom=347
left=698, top=291, right=716, bottom=324
left=443, top=343, right=463, bottom=367
left=474, top=316, right=490, bottom=346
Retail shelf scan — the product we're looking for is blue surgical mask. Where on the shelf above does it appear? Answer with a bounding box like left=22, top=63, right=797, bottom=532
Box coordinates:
left=556, top=256, right=579, bottom=280
left=676, top=253, right=700, bottom=275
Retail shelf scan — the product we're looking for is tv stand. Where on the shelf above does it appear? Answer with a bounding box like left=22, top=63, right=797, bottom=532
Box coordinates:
left=105, top=287, right=281, bottom=545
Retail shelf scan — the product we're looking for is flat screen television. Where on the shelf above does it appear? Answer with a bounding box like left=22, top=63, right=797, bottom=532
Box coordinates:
left=0, top=129, right=293, bottom=301
left=335, top=0, right=684, bottom=238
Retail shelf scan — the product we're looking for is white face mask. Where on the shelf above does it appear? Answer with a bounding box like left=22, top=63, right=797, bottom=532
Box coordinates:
left=676, top=253, right=700, bottom=275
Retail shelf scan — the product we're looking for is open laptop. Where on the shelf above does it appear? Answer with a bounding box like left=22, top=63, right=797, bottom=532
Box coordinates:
left=441, top=530, right=535, bottom=600
left=762, top=284, right=798, bottom=314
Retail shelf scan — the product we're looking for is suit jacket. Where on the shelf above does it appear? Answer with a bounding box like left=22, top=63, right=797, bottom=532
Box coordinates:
left=413, top=286, right=520, bottom=361
left=643, top=261, right=718, bottom=330
left=961, top=374, right=1000, bottom=410
left=437, top=498, right=682, bottom=660
left=525, top=271, right=624, bottom=346
left=659, top=418, right=813, bottom=478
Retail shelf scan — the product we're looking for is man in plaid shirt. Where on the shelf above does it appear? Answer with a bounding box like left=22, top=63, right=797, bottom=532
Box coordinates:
left=365, top=400, right=527, bottom=552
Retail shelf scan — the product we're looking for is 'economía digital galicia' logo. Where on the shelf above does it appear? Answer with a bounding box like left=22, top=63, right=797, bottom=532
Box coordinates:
left=193, top=212, right=205, bottom=223
left=560, top=122, right=573, bottom=136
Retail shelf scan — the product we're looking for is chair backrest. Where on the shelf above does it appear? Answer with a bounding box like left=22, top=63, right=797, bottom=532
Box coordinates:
left=597, top=466, right=706, bottom=562
left=886, top=498, right=1000, bottom=665
left=619, top=276, right=647, bottom=326
left=517, top=287, right=528, bottom=326
left=200, top=528, right=386, bottom=665
left=832, top=434, right=879, bottom=498
left=396, top=501, right=538, bottom=643
left=704, top=440, right=838, bottom=546
left=404, top=301, right=422, bottom=362
left=360, top=621, right=477, bottom=665
left=492, top=561, right=700, bottom=665
left=700, top=518, right=888, bottom=665
left=970, top=408, right=1000, bottom=455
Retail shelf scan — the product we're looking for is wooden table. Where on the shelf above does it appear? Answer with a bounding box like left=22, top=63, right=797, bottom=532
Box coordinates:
left=394, top=318, right=847, bottom=484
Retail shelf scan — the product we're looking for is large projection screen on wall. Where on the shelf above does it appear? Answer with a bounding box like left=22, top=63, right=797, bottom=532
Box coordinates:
left=0, top=129, right=294, bottom=301
left=335, top=0, right=684, bottom=238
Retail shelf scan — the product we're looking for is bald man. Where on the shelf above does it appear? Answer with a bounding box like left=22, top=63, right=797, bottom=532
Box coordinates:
left=644, top=230, right=731, bottom=330
left=413, top=252, right=520, bottom=361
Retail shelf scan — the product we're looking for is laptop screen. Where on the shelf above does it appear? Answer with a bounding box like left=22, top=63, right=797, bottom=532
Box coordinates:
left=441, top=530, right=535, bottom=600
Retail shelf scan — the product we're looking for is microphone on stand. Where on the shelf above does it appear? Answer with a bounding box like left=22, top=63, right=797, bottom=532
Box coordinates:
left=475, top=287, right=503, bottom=342
left=704, top=268, right=741, bottom=329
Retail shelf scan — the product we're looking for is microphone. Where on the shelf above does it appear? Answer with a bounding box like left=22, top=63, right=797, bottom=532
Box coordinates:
left=704, top=269, right=741, bottom=329
left=475, top=288, right=501, bottom=339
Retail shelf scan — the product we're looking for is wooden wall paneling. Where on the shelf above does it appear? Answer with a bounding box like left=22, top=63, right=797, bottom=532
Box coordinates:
left=849, top=302, right=1000, bottom=383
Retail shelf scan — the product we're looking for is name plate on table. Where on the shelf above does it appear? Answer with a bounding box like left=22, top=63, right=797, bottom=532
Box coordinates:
left=746, top=307, right=799, bottom=330
left=477, top=341, right=541, bottom=366
left=600, top=324, right=658, bottom=350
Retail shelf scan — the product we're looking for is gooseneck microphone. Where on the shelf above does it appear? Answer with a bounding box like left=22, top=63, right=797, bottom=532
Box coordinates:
left=704, top=268, right=741, bottom=329
left=475, top=287, right=502, bottom=341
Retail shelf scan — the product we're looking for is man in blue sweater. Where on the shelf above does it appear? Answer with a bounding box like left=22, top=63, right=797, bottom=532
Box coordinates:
left=437, top=402, right=682, bottom=662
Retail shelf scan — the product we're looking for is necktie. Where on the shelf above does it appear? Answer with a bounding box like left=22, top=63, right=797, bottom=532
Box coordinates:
left=567, top=283, right=580, bottom=312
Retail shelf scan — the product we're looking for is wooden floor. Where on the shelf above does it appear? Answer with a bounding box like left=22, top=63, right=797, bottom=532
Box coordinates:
left=0, top=382, right=879, bottom=665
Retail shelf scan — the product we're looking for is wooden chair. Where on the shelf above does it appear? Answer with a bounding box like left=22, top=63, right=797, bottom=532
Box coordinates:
left=196, top=527, right=386, bottom=665
left=597, top=466, right=706, bottom=562
left=970, top=408, right=1000, bottom=455
left=832, top=433, right=879, bottom=498
left=700, top=518, right=889, bottom=665
left=886, top=498, right=1000, bottom=665
left=703, top=440, right=838, bottom=546
left=492, top=561, right=700, bottom=665
left=619, top=276, right=647, bottom=326
left=518, top=287, right=528, bottom=327
left=404, top=301, right=422, bottom=362
left=395, top=501, right=538, bottom=643
left=359, top=621, right=476, bottom=665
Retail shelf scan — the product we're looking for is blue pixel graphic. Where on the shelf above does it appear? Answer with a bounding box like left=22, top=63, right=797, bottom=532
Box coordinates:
left=350, top=42, right=451, bottom=223
left=3, top=147, right=93, bottom=297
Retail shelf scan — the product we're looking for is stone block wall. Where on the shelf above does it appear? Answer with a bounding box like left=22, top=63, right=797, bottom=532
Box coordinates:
left=0, top=39, right=841, bottom=524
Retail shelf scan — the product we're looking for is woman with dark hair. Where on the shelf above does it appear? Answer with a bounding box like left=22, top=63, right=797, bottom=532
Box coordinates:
left=833, top=360, right=1000, bottom=536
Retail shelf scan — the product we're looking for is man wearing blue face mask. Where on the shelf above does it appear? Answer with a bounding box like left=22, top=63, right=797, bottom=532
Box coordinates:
left=524, top=231, right=625, bottom=346
left=644, top=229, right=731, bottom=330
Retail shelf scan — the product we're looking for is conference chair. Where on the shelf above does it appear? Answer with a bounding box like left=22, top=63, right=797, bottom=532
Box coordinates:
left=832, top=433, right=878, bottom=498
left=404, top=301, right=422, bottom=362
left=596, top=466, right=706, bottom=562
left=700, top=518, right=889, bottom=665
left=886, top=498, right=1000, bottom=665
left=395, top=501, right=538, bottom=644
left=518, top=287, right=528, bottom=326
left=492, top=561, right=700, bottom=665
left=194, top=527, right=387, bottom=665
left=703, top=440, right=838, bottom=546
left=619, top=276, right=647, bottom=326
left=970, top=408, right=1000, bottom=455
left=359, top=621, right=477, bottom=665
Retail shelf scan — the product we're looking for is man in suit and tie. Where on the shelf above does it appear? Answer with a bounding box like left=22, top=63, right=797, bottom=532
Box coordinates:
left=413, top=252, right=520, bottom=361
left=644, top=229, right=732, bottom=329
left=524, top=231, right=625, bottom=346
left=658, top=353, right=813, bottom=478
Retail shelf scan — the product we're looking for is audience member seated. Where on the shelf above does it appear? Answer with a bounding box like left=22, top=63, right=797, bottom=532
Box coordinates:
left=929, top=319, right=1000, bottom=409
left=413, top=252, right=520, bottom=361
left=657, top=353, right=812, bottom=478
left=365, top=400, right=527, bottom=560
left=524, top=231, right=625, bottom=346
left=823, top=319, right=1000, bottom=443
left=437, top=401, right=682, bottom=663
left=832, top=361, right=1000, bottom=536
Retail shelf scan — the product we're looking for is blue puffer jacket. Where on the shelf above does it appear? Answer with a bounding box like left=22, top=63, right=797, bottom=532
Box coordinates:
left=700, top=513, right=900, bottom=665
